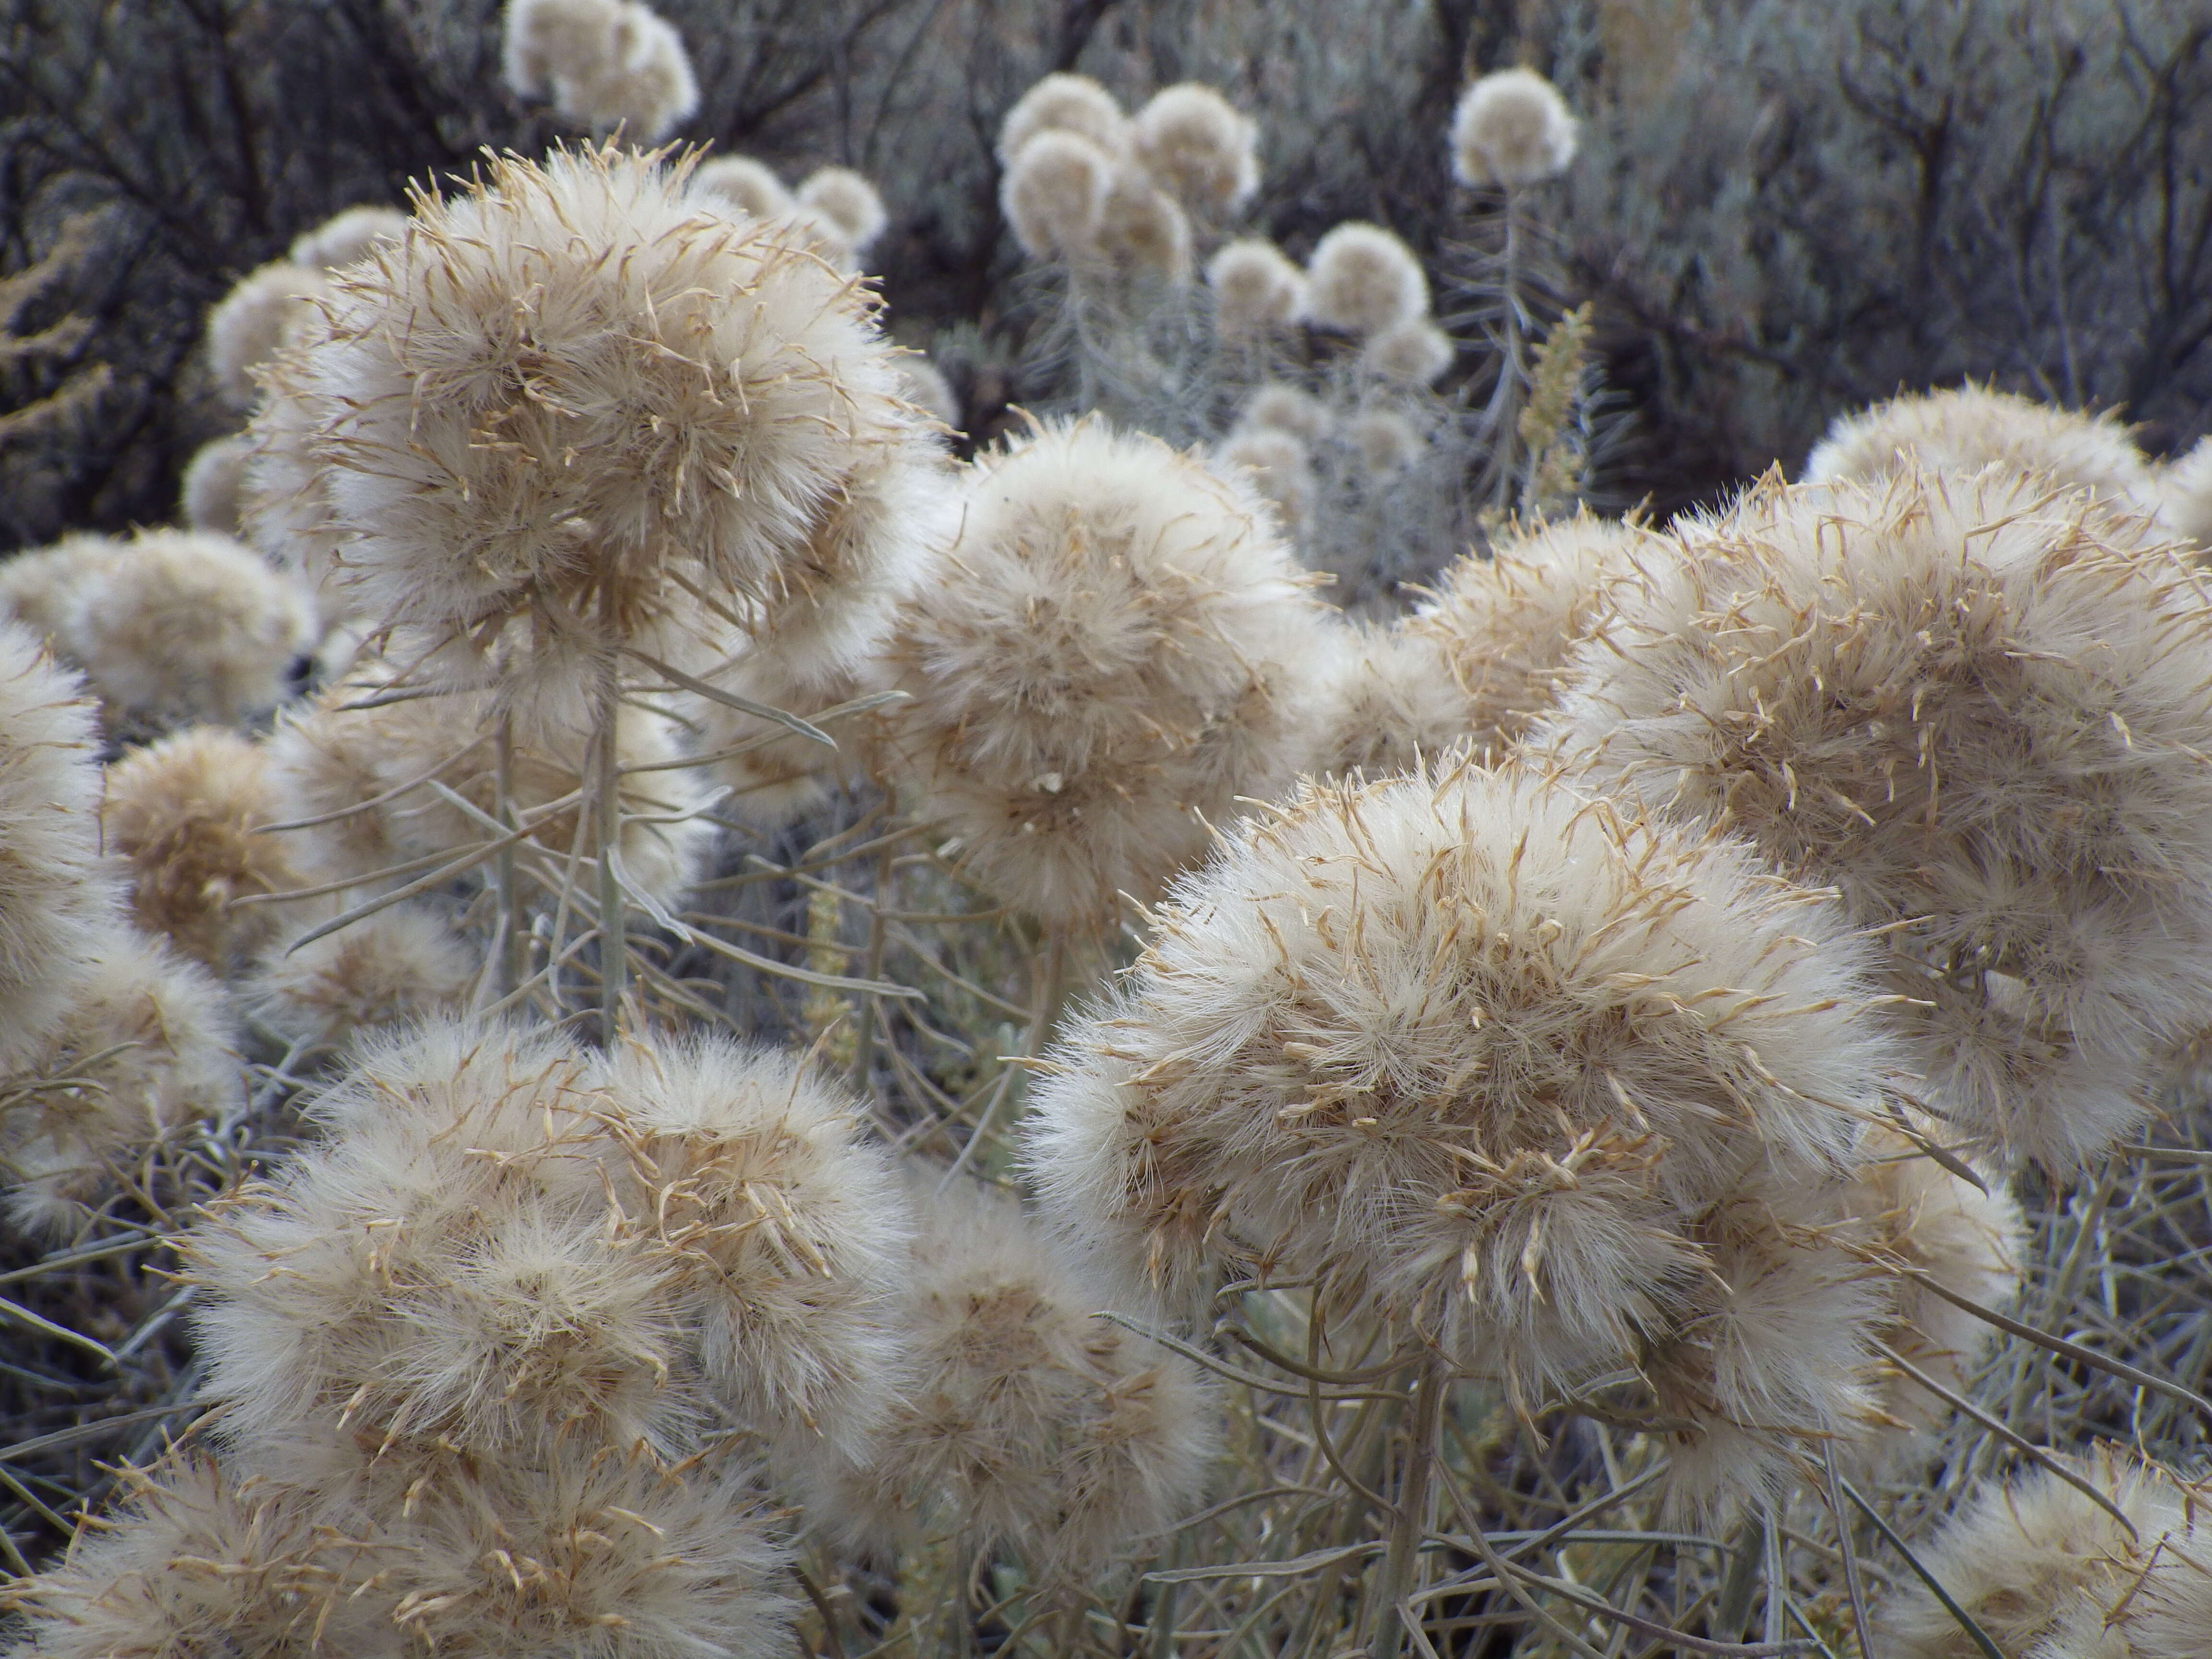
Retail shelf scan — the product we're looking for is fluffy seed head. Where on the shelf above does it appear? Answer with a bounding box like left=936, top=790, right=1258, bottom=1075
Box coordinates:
left=801, top=1175, right=1217, bottom=1586
left=894, top=354, right=961, bottom=432
left=1803, top=385, right=2153, bottom=507
left=1215, top=426, right=1314, bottom=536
left=1022, top=764, right=1891, bottom=1488
left=2160, top=433, right=2212, bottom=551
left=1205, top=238, right=1306, bottom=338
left=501, top=0, right=620, bottom=99
left=1132, top=83, right=1260, bottom=218
left=244, top=904, right=480, bottom=1048
left=1450, top=67, right=1579, bottom=188
left=100, top=725, right=297, bottom=973
left=998, top=72, right=1128, bottom=166
left=1407, top=513, right=1651, bottom=757
left=0, top=537, right=100, bottom=641
left=287, top=205, right=408, bottom=272
left=796, top=166, right=889, bottom=254
left=1095, top=166, right=1194, bottom=285
left=547, top=2, right=698, bottom=142
left=1302, top=620, right=1479, bottom=781
left=1, top=929, right=240, bottom=1239
left=886, top=419, right=1328, bottom=930
left=269, top=147, right=933, bottom=719
left=1303, top=222, right=1428, bottom=337
left=593, top=1033, right=914, bottom=1463
left=1237, top=383, right=1333, bottom=446
left=204, top=262, right=329, bottom=410
left=1541, top=469, right=2212, bottom=1168
left=1001, top=130, right=1115, bottom=263
left=1351, top=406, right=1424, bottom=477
left=1361, top=318, right=1455, bottom=386
left=0, top=624, right=118, bottom=1074
left=181, top=433, right=252, bottom=534
left=691, top=155, right=796, bottom=220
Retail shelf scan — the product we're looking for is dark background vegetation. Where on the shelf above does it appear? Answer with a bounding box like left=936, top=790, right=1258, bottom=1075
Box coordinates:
left=2, top=0, right=2208, bottom=552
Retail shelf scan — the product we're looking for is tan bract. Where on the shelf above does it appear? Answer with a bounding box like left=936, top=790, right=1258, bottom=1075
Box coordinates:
left=245, top=904, right=480, bottom=1048
left=1215, top=426, right=1314, bottom=536
left=1803, top=384, right=2154, bottom=509
left=1407, top=512, right=1653, bottom=757
left=1, top=929, right=240, bottom=1239
left=691, top=154, right=796, bottom=220
left=204, top=261, right=328, bottom=410
left=1205, top=238, right=1306, bottom=338
left=1303, top=222, right=1428, bottom=337
left=1132, top=83, right=1260, bottom=218
left=998, top=72, right=1129, bottom=166
left=1541, top=469, right=2212, bottom=1169
left=181, top=433, right=252, bottom=534
left=101, top=724, right=297, bottom=973
left=1450, top=68, right=1579, bottom=188
left=0, top=624, right=117, bottom=1074
left=797, top=166, right=889, bottom=254
left=593, top=1033, right=914, bottom=1464
left=1237, top=382, right=1334, bottom=445
left=1361, top=317, right=1455, bottom=386
left=286, top=205, right=406, bottom=272
left=1002, top=129, right=1115, bottom=263
left=269, top=147, right=933, bottom=721
left=1023, top=763, right=1894, bottom=1511
left=887, top=419, right=1328, bottom=930
left=802, top=1174, right=1217, bottom=1586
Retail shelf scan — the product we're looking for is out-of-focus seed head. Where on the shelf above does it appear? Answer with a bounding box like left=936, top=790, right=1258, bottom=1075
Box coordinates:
left=1132, top=83, right=1260, bottom=219
left=1303, top=222, right=1428, bottom=337
left=1449, top=68, right=1579, bottom=189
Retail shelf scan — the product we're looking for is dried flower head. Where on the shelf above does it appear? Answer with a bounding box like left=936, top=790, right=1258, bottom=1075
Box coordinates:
left=1302, top=620, right=1479, bottom=780
left=691, top=155, right=796, bottom=220
left=796, top=166, right=889, bottom=255
left=374, top=1443, right=790, bottom=1659
left=886, top=419, right=1327, bottom=930
left=1022, top=763, right=1891, bottom=1503
left=271, top=146, right=933, bottom=721
left=1361, top=317, right=1455, bottom=387
left=1803, top=384, right=2154, bottom=508
left=100, top=725, right=297, bottom=973
left=1542, top=469, right=2212, bottom=1168
left=188, top=1018, right=697, bottom=1475
left=1001, top=129, right=1115, bottom=263
left=2, top=929, right=240, bottom=1238
left=998, top=72, right=1128, bottom=166
left=501, top=0, right=620, bottom=99
left=1095, top=166, right=1194, bottom=285
left=1132, top=83, right=1260, bottom=218
left=287, top=205, right=408, bottom=272
left=1302, top=222, right=1428, bottom=337
left=204, top=261, right=328, bottom=410
left=0, top=624, right=118, bottom=1074
left=1877, top=1450, right=2200, bottom=1659
left=1350, top=406, right=1424, bottom=478
left=0, top=536, right=101, bottom=641
left=245, top=904, right=480, bottom=1048
left=1237, top=383, right=1333, bottom=446
left=182, top=433, right=252, bottom=534
left=895, top=354, right=961, bottom=432
left=594, top=1032, right=913, bottom=1463
left=1214, top=426, right=1314, bottom=537
left=0, top=1455, right=396, bottom=1659
left=1403, top=513, right=1648, bottom=758
left=1205, top=238, right=1306, bottom=339
left=554, top=3, right=698, bottom=143
left=801, top=1174, right=1217, bottom=1586
left=2161, top=433, right=2212, bottom=551
left=1450, top=68, right=1579, bottom=188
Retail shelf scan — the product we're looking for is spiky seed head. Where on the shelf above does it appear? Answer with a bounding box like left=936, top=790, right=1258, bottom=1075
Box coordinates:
left=182, top=433, right=253, bottom=534
left=796, top=166, right=890, bottom=254
left=593, top=1033, right=913, bottom=1463
left=1237, top=383, right=1333, bottom=446
left=1022, top=764, right=1890, bottom=1475
left=886, top=418, right=1329, bottom=930
left=287, top=205, right=407, bottom=272
left=1132, top=83, right=1259, bottom=218
left=100, top=725, right=297, bottom=973
left=1095, top=166, right=1194, bottom=285
left=691, top=155, right=796, bottom=219
left=1876, top=1450, right=2201, bottom=1659
left=204, top=262, right=328, bottom=410
left=244, top=904, right=480, bottom=1048
left=1407, top=513, right=1652, bottom=758
left=2160, top=433, right=2212, bottom=551
left=1541, top=468, right=2212, bottom=1168
left=237, top=346, right=351, bottom=615
left=2, top=929, right=240, bottom=1239
left=1450, top=68, right=1579, bottom=188
left=1302, top=620, right=1479, bottom=781
left=1214, top=426, right=1314, bottom=536
left=501, top=0, right=620, bottom=98
left=0, top=625, right=120, bottom=1074
left=998, top=72, right=1128, bottom=166
left=271, top=147, right=932, bottom=722
left=1205, top=238, right=1306, bottom=338
left=1803, top=384, right=2154, bottom=508
left=1303, top=222, right=1428, bottom=337
left=800, top=1174, right=1217, bottom=1586
left=1361, top=318, right=1455, bottom=387
left=0, top=1455, right=398, bottom=1659
left=1350, top=406, right=1424, bottom=477
left=1001, top=129, right=1115, bottom=263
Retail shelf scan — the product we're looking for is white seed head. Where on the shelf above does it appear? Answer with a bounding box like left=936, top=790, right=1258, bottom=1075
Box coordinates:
left=1450, top=68, right=1579, bottom=189
left=287, top=205, right=407, bottom=272
left=1303, top=222, right=1428, bottom=337
left=1205, top=238, right=1306, bottom=339
left=181, top=433, right=253, bottom=535
left=1001, top=129, right=1115, bottom=263
left=204, top=262, right=328, bottom=410
left=796, top=166, right=889, bottom=254
left=1132, top=83, right=1260, bottom=218
left=998, top=72, right=1128, bottom=166
left=1803, top=384, right=2153, bottom=508
left=1360, top=318, right=1455, bottom=387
